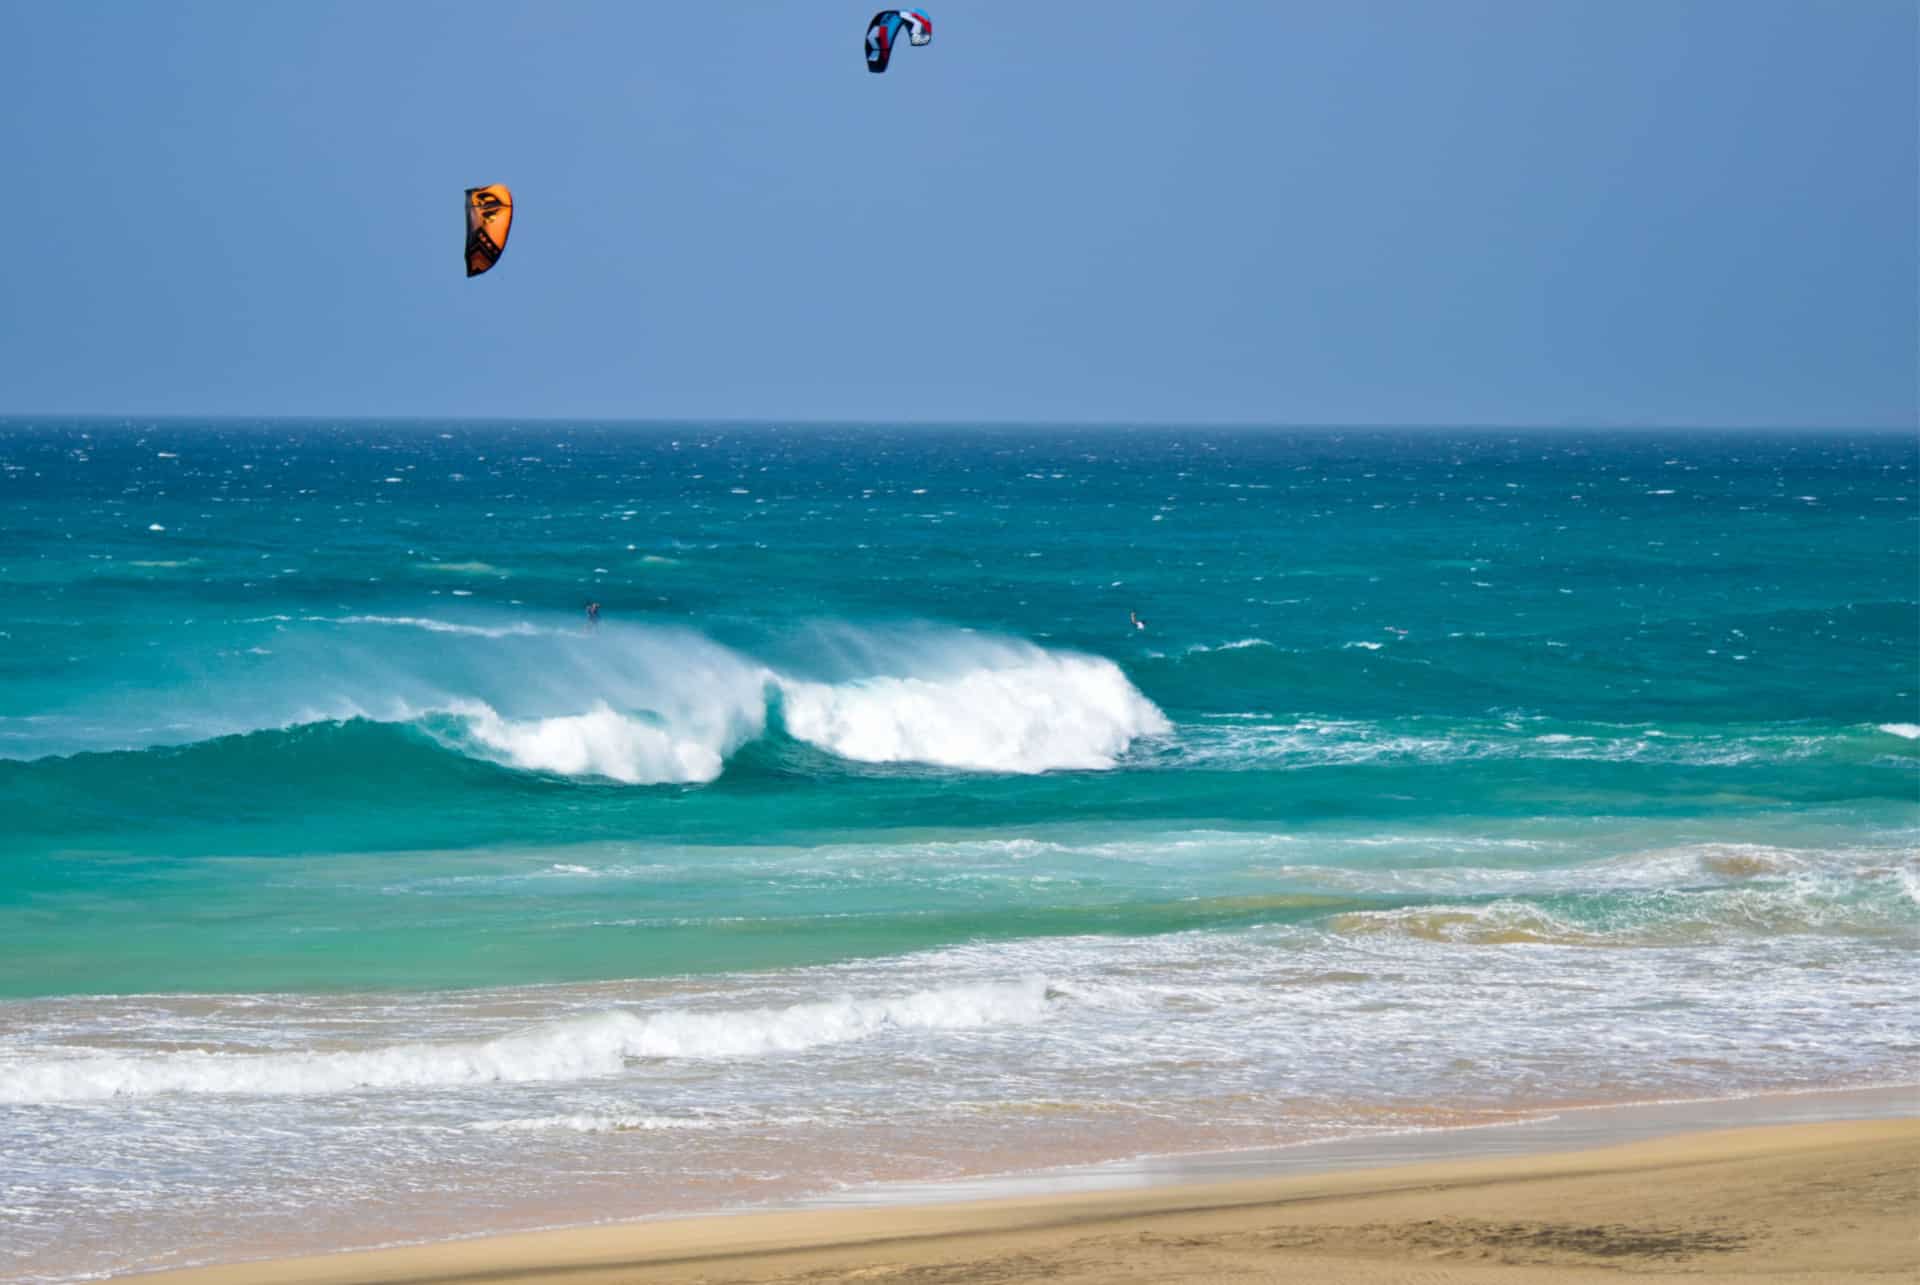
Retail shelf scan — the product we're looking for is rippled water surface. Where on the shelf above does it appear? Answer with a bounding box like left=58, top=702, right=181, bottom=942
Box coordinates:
left=1, top=422, right=1914, bottom=1281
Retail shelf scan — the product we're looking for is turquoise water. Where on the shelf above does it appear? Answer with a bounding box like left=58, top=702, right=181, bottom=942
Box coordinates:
left=1, top=421, right=1915, bottom=1280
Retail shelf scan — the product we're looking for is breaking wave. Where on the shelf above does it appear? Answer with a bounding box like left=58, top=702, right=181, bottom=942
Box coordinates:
left=434, top=644, right=1166, bottom=782
left=0, top=979, right=1057, bottom=1104
left=4, top=612, right=1908, bottom=791
left=777, top=652, right=1169, bottom=773
left=443, top=698, right=761, bottom=785
left=2, top=618, right=1170, bottom=783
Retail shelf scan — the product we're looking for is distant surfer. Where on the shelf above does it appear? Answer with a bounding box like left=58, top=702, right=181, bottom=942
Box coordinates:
left=1130, top=609, right=1145, bottom=632
left=585, top=601, right=601, bottom=630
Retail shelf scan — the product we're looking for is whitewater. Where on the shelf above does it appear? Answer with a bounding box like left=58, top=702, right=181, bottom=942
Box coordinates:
left=1, top=420, right=1914, bottom=1282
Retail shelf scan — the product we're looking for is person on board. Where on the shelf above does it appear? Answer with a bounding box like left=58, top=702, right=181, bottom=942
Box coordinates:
left=585, top=601, right=601, bottom=630
left=1130, top=609, right=1146, bottom=632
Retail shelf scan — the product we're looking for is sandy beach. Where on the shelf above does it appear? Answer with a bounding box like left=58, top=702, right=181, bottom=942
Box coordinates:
left=137, top=1113, right=1918, bottom=1284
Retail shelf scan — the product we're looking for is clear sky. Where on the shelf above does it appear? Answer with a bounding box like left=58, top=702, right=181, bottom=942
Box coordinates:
left=2, top=1, right=1913, bottom=427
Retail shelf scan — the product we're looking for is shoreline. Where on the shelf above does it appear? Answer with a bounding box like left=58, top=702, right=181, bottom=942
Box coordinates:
left=131, top=1085, right=1918, bottom=1283
left=794, top=1080, right=1920, bottom=1208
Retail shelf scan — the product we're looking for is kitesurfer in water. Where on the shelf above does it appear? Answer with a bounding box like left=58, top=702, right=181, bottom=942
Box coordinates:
left=1130, top=609, right=1145, bottom=632
left=585, top=601, right=601, bottom=630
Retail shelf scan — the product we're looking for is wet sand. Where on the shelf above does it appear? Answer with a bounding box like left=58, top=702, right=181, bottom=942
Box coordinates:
left=137, top=1104, right=1918, bottom=1284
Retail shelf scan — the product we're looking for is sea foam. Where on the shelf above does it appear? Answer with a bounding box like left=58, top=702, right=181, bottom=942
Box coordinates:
left=0, top=979, right=1056, bottom=1104
left=777, top=650, right=1169, bottom=773
left=450, top=699, right=756, bottom=785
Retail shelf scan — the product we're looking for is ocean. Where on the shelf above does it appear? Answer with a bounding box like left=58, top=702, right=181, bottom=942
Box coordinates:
left=1, top=420, right=1914, bottom=1280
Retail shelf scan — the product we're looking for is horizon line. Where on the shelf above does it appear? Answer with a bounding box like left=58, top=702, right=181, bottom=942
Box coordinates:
left=0, top=412, right=1913, bottom=434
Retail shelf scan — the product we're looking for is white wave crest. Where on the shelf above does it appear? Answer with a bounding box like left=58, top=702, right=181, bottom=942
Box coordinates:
left=330, top=615, right=546, bottom=638
left=778, top=651, right=1169, bottom=773
left=425, top=629, right=1168, bottom=781
left=1184, top=638, right=1274, bottom=654
left=0, top=980, right=1055, bottom=1105
left=450, top=700, right=754, bottom=785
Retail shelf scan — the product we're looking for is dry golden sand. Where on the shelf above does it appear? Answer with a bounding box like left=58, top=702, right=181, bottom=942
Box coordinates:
left=139, top=1118, right=1917, bottom=1284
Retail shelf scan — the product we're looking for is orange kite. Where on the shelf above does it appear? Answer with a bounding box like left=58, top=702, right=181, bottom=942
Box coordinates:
left=464, top=184, right=514, bottom=278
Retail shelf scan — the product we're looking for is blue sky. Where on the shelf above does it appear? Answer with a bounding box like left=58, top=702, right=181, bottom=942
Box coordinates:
left=1, top=1, right=1913, bottom=426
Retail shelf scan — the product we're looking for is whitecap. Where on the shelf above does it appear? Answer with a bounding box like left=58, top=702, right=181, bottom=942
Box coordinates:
left=777, top=649, right=1168, bottom=774
left=1186, top=638, right=1274, bottom=654
left=332, top=615, right=545, bottom=639
left=0, top=980, right=1057, bottom=1104
left=449, top=699, right=753, bottom=785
